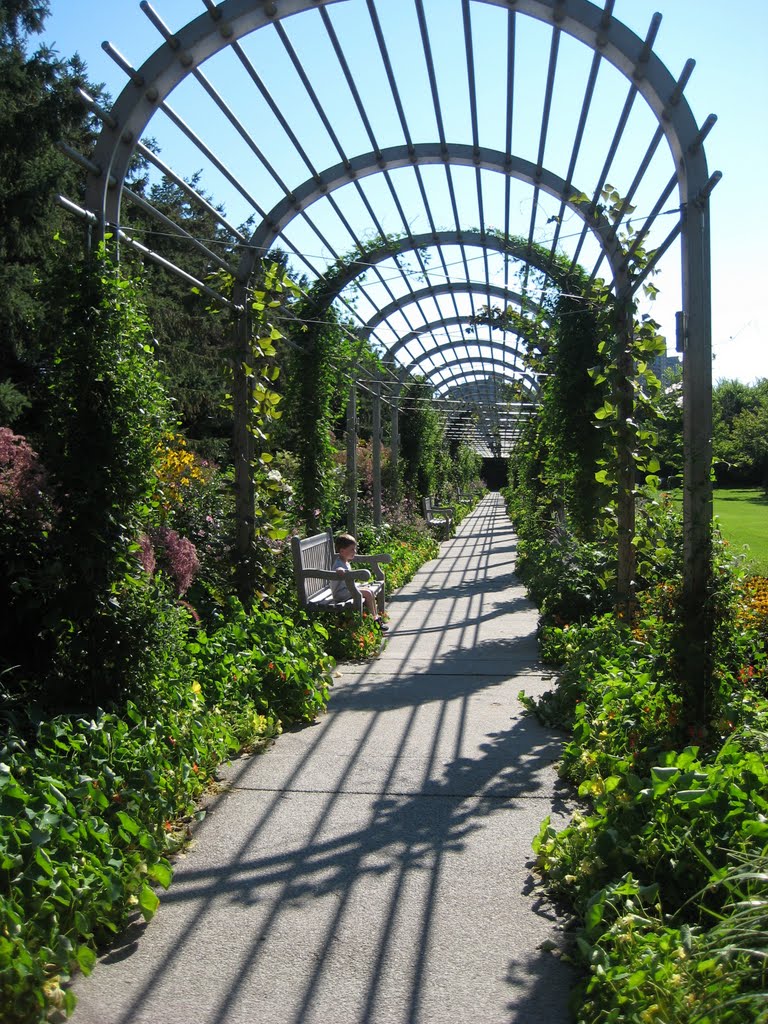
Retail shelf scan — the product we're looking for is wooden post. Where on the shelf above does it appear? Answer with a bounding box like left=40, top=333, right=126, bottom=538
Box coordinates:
left=680, top=195, right=714, bottom=724
left=390, top=384, right=400, bottom=503
left=372, top=380, right=382, bottom=527
left=615, top=304, right=636, bottom=622
left=346, top=382, right=357, bottom=536
left=232, top=294, right=255, bottom=603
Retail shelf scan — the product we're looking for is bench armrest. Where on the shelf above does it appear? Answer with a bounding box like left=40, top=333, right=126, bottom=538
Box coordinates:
left=430, top=505, right=454, bottom=519
left=351, top=552, right=392, bottom=581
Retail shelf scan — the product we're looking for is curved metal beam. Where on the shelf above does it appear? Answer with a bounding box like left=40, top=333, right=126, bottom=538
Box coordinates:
left=382, top=315, right=527, bottom=364
left=362, top=281, right=543, bottom=339
left=239, top=143, right=625, bottom=285
left=86, top=0, right=710, bottom=250
left=400, top=339, right=538, bottom=393
left=290, top=229, right=574, bottom=308
left=429, top=362, right=527, bottom=393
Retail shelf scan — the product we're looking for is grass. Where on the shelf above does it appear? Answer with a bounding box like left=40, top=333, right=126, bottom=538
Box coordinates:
left=713, top=487, right=768, bottom=575
left=666, top=487, right=768, bottom=575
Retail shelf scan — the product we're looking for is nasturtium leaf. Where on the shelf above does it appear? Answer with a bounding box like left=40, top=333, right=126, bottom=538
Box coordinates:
left=138, top=884, right=160, bottom=921
left=147, top=860, right=173, bottom=889
left=76, top=944, right=97, bottom=975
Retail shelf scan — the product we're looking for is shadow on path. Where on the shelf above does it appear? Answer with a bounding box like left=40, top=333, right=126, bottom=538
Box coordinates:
left=73, top=495, right=574, bottom=1024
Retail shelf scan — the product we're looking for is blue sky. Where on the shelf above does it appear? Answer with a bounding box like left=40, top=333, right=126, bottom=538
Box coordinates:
left=42, top=0, right=768, bottom=385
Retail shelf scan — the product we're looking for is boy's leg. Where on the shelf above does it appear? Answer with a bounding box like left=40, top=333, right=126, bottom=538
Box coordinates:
left=361, top=588, right=388, bottom=631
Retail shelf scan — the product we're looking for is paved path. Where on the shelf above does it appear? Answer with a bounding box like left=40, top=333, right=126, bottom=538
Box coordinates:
left=72, top=493, right=573, bottom=1024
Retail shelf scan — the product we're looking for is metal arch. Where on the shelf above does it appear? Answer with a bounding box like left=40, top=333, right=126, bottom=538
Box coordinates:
left=398, top=339, right=538, bottom=390
left=85, top=0, right=710, bottom=253
left=290, top=229, right=579, bottom=308
left=85, top=0, right=348, bottom=227
left=361, top=282, right=543, bottom=339
left=239, top=144, right=627, bottom=286
left=383, top=316, right=528, bottom=367
left=429, top=364, right=528, bottom=397
left=80, top=0, right=716, bottom=694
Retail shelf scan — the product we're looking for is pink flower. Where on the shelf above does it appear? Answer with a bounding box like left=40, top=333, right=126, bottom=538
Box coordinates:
left=137, top=534, right=156, bottom=575
left=148, top=527, right=200, bottom=595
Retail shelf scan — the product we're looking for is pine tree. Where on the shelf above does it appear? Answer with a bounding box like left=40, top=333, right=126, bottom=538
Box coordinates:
left=0, top=0, right=98, bottom=426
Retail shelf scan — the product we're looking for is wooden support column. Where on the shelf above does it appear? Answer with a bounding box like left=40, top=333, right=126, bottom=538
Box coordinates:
left=680, top=195, right=714, bottom=724
left=346, top=382, right=358, bottom=536
left=232, top=292, right=255, bottom=603
left=372, top=381, right=382, bottom=527
left=390, top=385, right=400, bottom=503
left=615, top=304, right=636, bottom=621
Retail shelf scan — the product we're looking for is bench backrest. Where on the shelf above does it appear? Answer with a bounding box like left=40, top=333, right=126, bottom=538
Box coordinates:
left=291, top=531, right=336, bottom=607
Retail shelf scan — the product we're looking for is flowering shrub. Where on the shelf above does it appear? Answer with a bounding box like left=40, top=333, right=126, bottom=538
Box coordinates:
left=521, top=542, right=768, bottom=1022
left=143, top=527, right=200, bottom=596
left=153, top=433, right=212, bottom=511
left=0, top=431, right=58, bottom=697
left=0, top=429, right=50, bottom=515
left=738, top=575, right=768, bottom=640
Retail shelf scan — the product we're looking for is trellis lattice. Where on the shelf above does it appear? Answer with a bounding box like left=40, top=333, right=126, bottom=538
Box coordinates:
left=63, top=0, right=717, bottom=460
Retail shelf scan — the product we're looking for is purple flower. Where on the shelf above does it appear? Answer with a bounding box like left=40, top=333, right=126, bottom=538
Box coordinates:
left=137, top=533, right=157, bottom=575
left=148, top=527, right=200, bottom=595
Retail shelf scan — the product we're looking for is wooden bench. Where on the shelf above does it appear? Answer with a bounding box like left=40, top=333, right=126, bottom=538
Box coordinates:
left=291, top=531, right=392, bottom=616
left=421, top=496, right=455, bottom=538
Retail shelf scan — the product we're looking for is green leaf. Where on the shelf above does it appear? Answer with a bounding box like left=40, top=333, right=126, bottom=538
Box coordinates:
left=35, top=846, right=54, bottom=876
left=116, top=811, right=140, bottom=836
left=584, top=901, right=604, bottom=933
left=139, top=884, right=160, bottom=921
left=651, top=766, right=680, bottom=780
left=675, top=789, right=709, bottom=803
left=76, top=944, right=97, bottom=975
left=147, top=859, right=173, bottom=889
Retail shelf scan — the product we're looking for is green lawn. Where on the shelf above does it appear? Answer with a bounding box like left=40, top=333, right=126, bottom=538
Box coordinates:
left=712, top=488, right=768, bottom=576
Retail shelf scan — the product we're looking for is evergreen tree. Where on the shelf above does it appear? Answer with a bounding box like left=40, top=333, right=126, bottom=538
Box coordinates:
left=0, top=0, right=99, bottom=426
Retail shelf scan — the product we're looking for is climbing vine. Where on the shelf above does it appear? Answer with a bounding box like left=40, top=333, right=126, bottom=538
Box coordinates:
left=283, top=234, right=414, bottom=531
left=203, top=260, right=299, bottom=597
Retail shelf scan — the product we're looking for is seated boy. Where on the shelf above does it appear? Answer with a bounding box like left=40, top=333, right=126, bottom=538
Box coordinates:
left=332, top=533, right=388, bottom=631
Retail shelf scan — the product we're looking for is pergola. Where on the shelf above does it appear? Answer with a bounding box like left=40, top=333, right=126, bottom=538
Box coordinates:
left=60, top=0, right=719, bottom=695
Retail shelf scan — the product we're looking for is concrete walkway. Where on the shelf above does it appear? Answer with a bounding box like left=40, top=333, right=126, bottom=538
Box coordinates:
left=72, top=493, right=573, bottom=1024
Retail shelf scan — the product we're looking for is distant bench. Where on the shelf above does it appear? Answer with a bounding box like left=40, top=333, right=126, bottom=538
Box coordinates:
left=421, top=496, right=455, bottom=539
left=291, top=531, right=391, bottom=616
